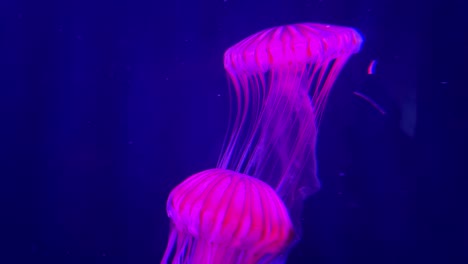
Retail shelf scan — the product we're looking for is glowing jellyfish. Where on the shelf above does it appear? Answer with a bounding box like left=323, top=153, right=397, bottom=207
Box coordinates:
left=161, top=23, right=362, bottom=264
left=161, top=169, right=294, bottom=264
left=219, top=23, right=363, bottom=229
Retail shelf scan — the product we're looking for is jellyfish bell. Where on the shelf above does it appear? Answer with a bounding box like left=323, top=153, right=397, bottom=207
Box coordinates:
left=219, top=23, right=363, bottom=236
left=161, top=169, right=295, bottom=264
left=223, top=23, right=362, bottom=77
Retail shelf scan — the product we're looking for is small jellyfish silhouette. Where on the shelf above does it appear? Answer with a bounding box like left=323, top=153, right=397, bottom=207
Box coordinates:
left=161, top=23, right=362, bottom=264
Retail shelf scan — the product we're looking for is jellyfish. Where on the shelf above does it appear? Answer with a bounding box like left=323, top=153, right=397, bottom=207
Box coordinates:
left=161, top=23, right=362, bottom=263
left=219, top=23, right=363, bottom=231
left=161, top=169, right=294, bottom=264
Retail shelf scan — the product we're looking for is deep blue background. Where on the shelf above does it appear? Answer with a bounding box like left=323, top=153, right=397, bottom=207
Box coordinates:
left=0, top=0, right=466, bottom=263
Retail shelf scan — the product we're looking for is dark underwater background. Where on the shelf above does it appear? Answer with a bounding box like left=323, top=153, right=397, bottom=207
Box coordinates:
left=0, top=0, right=466, bottom=263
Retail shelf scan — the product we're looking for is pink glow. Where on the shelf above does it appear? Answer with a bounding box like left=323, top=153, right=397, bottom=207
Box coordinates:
left=162, top=23, right=363, bottom=264
left=368, top=59, right=377, bottom=74
left=161, top=169, right=294, bottom=264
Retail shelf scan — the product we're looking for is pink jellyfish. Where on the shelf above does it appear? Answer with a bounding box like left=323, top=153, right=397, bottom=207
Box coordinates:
left=161, top=169, right=294, bottom=264
left=219, top=23, right=362, bottom=219
left=161, top=23, right=362, bottom=263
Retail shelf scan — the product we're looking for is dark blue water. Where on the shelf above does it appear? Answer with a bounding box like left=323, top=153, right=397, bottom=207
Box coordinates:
left=0, top=0, right=465, bottom=263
